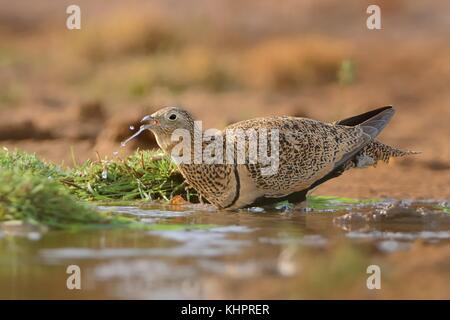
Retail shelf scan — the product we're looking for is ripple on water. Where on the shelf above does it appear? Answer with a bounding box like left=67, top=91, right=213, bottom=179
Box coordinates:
left=346, top=230, right=450, bottom=241
left=92, top=260, right=200, bottom=299
left=97, top=206, right=192, bottom=218
left=3, top=198, right=450, bottom=299
left=376, top=240, right=411, bottom=253
left=40, top=225, right=253, bottom=262
left=333, top=200, right=450, bottom=230
left=259, top=234, right=328, bottom=248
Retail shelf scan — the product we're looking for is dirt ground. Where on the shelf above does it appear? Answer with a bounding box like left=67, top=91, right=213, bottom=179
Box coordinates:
left=0, top=0, right=449, bottom=200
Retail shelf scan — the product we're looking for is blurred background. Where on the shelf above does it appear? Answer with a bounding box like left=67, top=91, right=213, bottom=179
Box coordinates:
left=0, top=0, right=449, bottom=199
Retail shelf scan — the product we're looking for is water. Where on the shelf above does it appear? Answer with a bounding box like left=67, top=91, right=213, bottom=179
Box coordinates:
left=121, top=124, right=151, bottom=147
left=0, top=199, right=449, bottom=299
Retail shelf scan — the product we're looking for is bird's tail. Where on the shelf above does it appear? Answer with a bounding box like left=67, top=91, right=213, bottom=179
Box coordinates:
left=333, top=106, right=420, bottom=169
left=348, top=140, right=420, bottom=169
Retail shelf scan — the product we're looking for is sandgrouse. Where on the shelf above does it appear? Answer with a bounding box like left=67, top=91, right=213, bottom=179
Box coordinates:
left=135, top=106, right=417, bottom=209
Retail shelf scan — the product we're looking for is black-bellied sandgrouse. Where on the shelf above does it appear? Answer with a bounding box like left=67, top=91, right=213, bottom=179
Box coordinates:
left=134, top=106, right=417, bottom=209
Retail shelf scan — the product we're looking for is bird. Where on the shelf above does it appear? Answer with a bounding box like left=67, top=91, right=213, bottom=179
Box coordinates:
left=138, top=106, right=418, bottom=210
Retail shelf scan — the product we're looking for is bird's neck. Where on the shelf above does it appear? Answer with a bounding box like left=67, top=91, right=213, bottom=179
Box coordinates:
left=156, top=127, right=199, bottom=161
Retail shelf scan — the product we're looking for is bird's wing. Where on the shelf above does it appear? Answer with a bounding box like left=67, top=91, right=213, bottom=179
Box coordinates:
left=332, top=106, right=395, bottom=169
left=224, top=116, right=378, bottom=197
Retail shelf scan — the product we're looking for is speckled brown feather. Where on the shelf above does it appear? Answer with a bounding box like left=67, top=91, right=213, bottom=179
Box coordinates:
left=145, top=106, right=418, bottom=209
left=345, top=140, right=420, bottom=170
left=226, top=117, right=369, bottom=196
left=178, top=163, right=238, bottom=208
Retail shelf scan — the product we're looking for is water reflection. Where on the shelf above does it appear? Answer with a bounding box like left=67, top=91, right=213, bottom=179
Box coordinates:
left=0, top=198, right=449, bottom=299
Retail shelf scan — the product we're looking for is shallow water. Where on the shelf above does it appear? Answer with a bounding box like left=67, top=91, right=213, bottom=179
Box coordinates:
left=0, top=198, right=449, bottom=299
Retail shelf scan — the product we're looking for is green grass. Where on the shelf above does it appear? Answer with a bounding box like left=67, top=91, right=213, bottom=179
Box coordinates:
left=0, top=148, right=195, bottom=203
left=0, top=147, right=63, bottom=177
left=0, top=148, right=194, bottom=230
left=0, top=168, right=138, bottom=230
left=60, top=150, right=196, bottom=202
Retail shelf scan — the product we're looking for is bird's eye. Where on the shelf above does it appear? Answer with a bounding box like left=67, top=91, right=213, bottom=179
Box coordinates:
left=168, top=113, right=177, bottom=121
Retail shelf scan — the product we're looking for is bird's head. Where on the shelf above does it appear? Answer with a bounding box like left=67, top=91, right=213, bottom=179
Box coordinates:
left=140, top=106, right=195, bottom=152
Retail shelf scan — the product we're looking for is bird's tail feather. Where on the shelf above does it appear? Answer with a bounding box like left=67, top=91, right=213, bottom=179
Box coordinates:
left=335, top=106, right=394, bottom=127
left=334, top=106, right=419, bottom=170
left=358, top=106, right=395, bottom=140
left=347, top=140, right=420, bottom=169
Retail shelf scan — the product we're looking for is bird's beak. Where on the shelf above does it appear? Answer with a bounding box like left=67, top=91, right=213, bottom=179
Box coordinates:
left=141, top=115, right=159, bottom=129
left=141, top=115, right=159, bottom=127
left=121, top=115, right=158, bottom=147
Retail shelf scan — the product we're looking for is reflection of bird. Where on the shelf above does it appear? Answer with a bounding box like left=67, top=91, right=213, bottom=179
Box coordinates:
left=140, top=106, right=418, bottom=209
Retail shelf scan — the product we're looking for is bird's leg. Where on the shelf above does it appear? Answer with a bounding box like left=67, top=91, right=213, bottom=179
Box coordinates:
left=294, top=201, right=310, bottom=212
left=275, top=200, right=294, bottom=211
left=170, top=181, right=187, bottom=199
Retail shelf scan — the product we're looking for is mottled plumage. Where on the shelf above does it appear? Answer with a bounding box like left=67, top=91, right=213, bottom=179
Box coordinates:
left=140, top=106, right=418, bottom=209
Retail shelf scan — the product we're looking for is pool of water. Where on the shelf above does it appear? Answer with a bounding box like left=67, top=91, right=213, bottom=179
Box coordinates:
left=1, top=198, right=449, bottom=299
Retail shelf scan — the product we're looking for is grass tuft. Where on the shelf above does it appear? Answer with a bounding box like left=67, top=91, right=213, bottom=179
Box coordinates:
left=61, top=150, right=195, bottom=202
left=0, top=148, right=194, bottom=230
left=0, top=148, right=62, bottom=177
left=0, top=168, right=137, bottom=230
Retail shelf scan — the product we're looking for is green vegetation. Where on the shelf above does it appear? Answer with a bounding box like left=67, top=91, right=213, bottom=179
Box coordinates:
left=0, top=147, right=62, bottom=177
left=0, top=168, right=136, bottom=230
left=337, top=59, right=356, bottom=85
left=61, top=150, right=194, bottom=202
left=0, top=149, right=193, bottom=230
left=306, top=195, right=380, bottom=211
left=0, top=148, right=194, bottom=202
left=272, top=196, right=381, bottom=212
left=436, top=204, right=450, bottom=214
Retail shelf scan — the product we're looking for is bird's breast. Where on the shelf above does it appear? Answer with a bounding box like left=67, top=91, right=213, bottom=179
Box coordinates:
left=178, top=163, right=240, bottom=209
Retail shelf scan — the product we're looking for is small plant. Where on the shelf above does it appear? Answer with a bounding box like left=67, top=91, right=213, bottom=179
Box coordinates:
left=0, top=148, right=196, bottom=203
left=337, top=59, right=356, bottom=85
left=0, top=168, right=136, bottom=230
left=0, top=148, right=196, bottom=229
left=0, top=147, right=62, bottom=177
left=61, top=150, right=195, bottom=202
